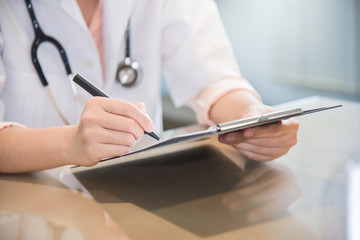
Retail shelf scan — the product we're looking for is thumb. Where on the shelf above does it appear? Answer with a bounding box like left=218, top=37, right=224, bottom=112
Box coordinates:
left=242, top=105, right=275, bottom=118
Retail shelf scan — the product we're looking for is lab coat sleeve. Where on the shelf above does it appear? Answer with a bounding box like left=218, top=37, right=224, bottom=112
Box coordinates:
left=0, top=28, right=24, bottom=129
left=161, top=0, right=253, bottom=108
left=0, top=28, right=6, bottom=122
left=187, top=77, right=261, bottom=125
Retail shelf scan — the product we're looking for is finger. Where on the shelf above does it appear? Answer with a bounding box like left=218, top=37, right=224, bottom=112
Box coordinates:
left=97, top=129, right=138, bottom=147
left=243, top=118, right=299, bottom=139
left=243, top=122, right=283, bottom=139
left=246, top=196, right=295, bottom=223
left=219, top=132, right=246, bottom=144
left=98, top=143, right=132, bottom=159
left=222, top=180, right=275, bottom=207
left=223, top=195, right=256, bottom=212
left=100, top=113, right=145, bottom=140
left=98, top=98, right=154, bottom=132
left=238, top=134, right=297, bottom=148
left=219, top=119, right=298, bottom=144
left=223, top=175, right=278, bottom=205
left=223, top=181, right=281, bottom=212
left=220, top=122, right=298, bottom=149
left=235, top=142, right=291, bottom=157
left=225, top=178, right=297, bottom=214
left=238, top=149, right=277, bottom=161
left=224, top=191, right=276, bottom=213
left=132, top=102, right=147, bottom=113
left=233, top=166, right=270, bottom=188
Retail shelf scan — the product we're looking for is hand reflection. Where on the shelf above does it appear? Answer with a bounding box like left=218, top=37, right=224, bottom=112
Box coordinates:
left=222, top=161, right=301, bottom=223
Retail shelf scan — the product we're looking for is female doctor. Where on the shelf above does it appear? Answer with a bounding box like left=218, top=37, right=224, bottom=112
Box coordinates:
left=0, top=0, right=298, bottom=173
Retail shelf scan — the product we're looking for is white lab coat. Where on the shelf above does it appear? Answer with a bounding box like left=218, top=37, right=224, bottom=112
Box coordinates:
left=0, top=0, right=242, bottom=130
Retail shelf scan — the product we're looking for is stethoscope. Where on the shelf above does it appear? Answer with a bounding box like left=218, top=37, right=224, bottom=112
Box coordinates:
left=24, top=0, right=141, bottom=125
left=116, top=21, right=142, bottom=87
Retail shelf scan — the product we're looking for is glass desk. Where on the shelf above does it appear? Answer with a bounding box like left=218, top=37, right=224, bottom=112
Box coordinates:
left=1, top=96, right=359, bottom=240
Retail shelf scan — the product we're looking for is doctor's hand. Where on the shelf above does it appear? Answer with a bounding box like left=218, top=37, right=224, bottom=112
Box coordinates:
left=65, top=97, right=154, bottom=166
left=218, top=104, right=299, bottom=161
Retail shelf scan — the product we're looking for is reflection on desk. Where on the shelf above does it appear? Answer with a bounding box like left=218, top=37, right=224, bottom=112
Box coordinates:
left=0, top=96, right=359, bottom=240
left=0, top=172, right=129, bottom=240
left=222, top=161, right=301, bottom=223
left=74, top=144, right=302, bottom=237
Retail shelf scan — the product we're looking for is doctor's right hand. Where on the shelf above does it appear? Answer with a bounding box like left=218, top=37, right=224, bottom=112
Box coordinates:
left=64, top=97, right=154, bottom=166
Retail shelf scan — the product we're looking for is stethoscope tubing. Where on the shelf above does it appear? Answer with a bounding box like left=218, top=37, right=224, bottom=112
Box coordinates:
left=125, top=21, right=131, bottom=58
left=24, top=0, right=141, bottom=124
left=25, top=0, right=72, bottom=86
left=24, top=0, right=80, bottom=125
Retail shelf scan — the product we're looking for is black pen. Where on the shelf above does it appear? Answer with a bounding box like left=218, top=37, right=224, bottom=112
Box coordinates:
left=73, top=73, right=160, bottom=141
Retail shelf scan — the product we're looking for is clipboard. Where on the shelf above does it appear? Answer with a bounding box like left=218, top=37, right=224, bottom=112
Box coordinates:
left=71, top=104, right=341, bottom=171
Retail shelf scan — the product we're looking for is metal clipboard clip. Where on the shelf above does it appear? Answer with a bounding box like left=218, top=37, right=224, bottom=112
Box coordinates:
left=215, top=105, right=342, bottom=134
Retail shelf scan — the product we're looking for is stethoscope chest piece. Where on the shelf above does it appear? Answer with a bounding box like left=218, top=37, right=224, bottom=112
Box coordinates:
left=116, top=57, right=142, bottom=87
left=115, top=21, right=142, bottom=87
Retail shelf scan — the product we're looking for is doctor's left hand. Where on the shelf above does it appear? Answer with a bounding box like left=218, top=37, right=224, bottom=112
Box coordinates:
left=218, top=104, right=299, bottom=161
left=65, top=97, right=154, bottom=167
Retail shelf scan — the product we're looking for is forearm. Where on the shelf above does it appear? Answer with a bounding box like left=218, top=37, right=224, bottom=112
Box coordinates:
left=0, top=98, right=155, bottom=173
left=0, top=126, right=75, bottom=173
left=209, top=89, right=262, bottom=124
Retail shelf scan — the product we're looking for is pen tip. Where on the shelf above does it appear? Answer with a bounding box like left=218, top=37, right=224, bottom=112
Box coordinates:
left=147, top=132, right=160, bottom=141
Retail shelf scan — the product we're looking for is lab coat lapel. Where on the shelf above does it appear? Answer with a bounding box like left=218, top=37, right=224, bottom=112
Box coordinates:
left=103, top=0, right=133, bottom=92
left=60, top=0, right=88, bottom=32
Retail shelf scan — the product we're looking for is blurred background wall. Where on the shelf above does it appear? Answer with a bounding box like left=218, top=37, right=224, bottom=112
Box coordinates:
left=162, top=0, right=360, bottom=129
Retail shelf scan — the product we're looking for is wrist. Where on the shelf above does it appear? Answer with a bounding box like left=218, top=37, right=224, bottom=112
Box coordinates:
left=58, top=125, right=78, bottom=166
left=209, top=90, right=262, bottom=124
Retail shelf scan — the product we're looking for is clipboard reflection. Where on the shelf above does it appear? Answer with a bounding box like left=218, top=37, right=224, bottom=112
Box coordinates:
left=74, top=145, right=302, bottom=237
